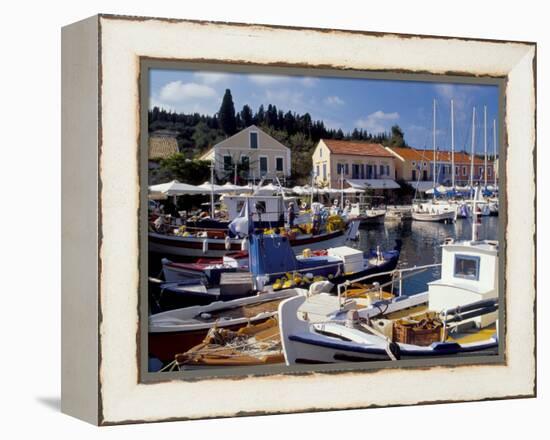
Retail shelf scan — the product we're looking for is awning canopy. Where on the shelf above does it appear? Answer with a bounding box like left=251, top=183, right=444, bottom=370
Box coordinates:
left=347, top=179, right=401, bottom=190
left=148, top=180, right=205, bottom=196
left=407, top=181, right=436, bottom=192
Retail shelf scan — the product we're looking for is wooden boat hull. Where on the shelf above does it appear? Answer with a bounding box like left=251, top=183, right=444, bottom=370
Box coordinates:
left=149, top=229, right=348, bottom=259
left=149, top=318, right=273, bottom=364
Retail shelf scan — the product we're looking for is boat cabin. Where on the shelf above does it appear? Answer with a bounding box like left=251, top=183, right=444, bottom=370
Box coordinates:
left=428, top=240, right=498, bottom=327
left=221, top=194, right=298, bottom=223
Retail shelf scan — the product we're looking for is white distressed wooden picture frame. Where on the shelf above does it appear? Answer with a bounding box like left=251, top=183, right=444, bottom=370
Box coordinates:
left=61, top=14, right=536, bottom=425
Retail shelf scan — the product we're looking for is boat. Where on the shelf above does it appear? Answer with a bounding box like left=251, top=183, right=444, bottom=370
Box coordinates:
left=385, top=206, right=412, bottom=222
left=174, top=317, right=285, bottom=369
left=411, top=201, right=457, bottom=223
left=149, top=288, right=306, bottom=363
left=171, top=283, right=397, bottom=369
left=279, top=191, right=499, bottom=364
left=153, top=232, right=401, bottom=311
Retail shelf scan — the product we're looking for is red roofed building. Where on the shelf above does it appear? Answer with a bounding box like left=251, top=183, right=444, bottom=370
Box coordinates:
left=386, top=146, right=497, bottom=187
left=312, top=139, right=398, bottom=189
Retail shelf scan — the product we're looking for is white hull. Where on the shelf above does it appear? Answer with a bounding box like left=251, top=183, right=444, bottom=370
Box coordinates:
left=412, top=210, right=456, bottom=222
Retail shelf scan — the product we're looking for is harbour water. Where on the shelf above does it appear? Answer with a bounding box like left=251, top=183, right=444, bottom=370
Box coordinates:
left=357, top=216, right=499, bottom=295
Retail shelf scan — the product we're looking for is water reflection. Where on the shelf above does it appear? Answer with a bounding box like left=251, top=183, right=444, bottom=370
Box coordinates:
left=357, top=217, right=499, bottom=295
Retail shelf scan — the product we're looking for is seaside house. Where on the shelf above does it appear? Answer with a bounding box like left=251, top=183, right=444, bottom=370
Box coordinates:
left=200, top=125, right=291, bottom=181
left=385, top=146, right=496, bottom=189
left=311, top=139, right=399, bottom=191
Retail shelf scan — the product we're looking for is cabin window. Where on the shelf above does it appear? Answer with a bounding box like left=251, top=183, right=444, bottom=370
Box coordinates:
left=462, top=166, right=467, bottom=176
left=276, top=157, right=284, bottom=172
left=254, top=201, right=267, bottom=215
left=223, top=155, right=232, bottom=171
left=249, top=132, right=258, bottom=149
left=488, top=167, right=492, bottom=177
left=454, top=254, right=480, bottom=281
left=259, top=156, right=268, bottom=175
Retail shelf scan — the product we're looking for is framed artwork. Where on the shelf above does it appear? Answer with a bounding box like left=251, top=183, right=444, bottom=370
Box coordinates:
left=61, top=14, right=536, bottom=425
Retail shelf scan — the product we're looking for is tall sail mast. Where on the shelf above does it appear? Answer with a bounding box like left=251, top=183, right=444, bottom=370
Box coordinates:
left=470, top=107, right=476, bottom=189
left=433, top=99, right=436, bottom=197
left=451, top=99, right=455, bottom=189
left=484, top=105, right=488, bottom=188
left=493, top=118, right=497, bottom=187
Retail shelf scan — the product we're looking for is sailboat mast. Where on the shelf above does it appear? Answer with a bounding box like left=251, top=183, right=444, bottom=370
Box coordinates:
left=470, top=107, right=476, bottom=189
left=484, top=106, right=488, bottom=188
left=433, top=99, right=436, bottom=197
left=493, top=118, right=497, bottom=187
left=451, top=99, right=455, bottom=189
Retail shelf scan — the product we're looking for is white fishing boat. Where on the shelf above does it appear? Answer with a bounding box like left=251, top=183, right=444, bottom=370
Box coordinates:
left=279, top=189, right=499, bottom=364
left=411, top=200, right=457, bottom=223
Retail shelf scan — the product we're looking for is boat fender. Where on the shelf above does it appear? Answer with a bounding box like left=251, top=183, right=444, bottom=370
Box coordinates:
left=202, top=239, right=208, bottom=254
left=241, top=237, right=249, bottom=251
left=225, top=235, right=231, bottom=250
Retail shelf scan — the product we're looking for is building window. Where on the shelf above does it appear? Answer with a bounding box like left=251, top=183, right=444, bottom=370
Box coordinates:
left=412, top=170, right=417, bottom=181
left=386, top=165, right=390, bottom=176
left=240, top=155, right=250, bottom=177
left=360, top=164, right=365, bottom=179
left=379, top=164, right=384, bottom=176
left=454, top=255, right=480, bottom=281
left=366, top=165, right=373, bottom=179
left=423, top=161, right=427, bottom=168
left=223, top=155, right=232, bottom=171
left=259, top=156, right=268, bottom=175
left=316, top=165, right=319, bottom=177
left=345, top=164, right=349, bottom=175
left=488, top=167, right=492, bottom=177
left=337, top=163, right=344, bottom=174
left=352, top=164, right=360, bottom=179
left=249, top=132, right=258, bottom=149
left=455, top=166, right=459, bottom=176
left=275, top=157, right=284, bottom=172
left=462, top=166, right=467, bottom=176
left=322, top=163, right=327, bottom=180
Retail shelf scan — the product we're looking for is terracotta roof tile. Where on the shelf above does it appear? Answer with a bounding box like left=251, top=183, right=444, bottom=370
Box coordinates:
left=387, top=146, right=488, bottom=165
left=322, top=139, right=394, bottom=157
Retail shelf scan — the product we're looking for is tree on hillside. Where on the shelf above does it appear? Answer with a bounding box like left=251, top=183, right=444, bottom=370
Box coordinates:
left=240, top=104, right=253, bottom=127
left=218, top=89, right=237, bottom=136
left=385, top=124, right=407, bottom=147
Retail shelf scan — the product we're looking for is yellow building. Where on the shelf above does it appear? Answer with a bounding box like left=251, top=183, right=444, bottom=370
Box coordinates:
left=311, top=139, right=398, bottom=189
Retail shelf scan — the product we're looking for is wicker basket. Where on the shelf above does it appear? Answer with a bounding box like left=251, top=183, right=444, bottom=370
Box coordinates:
left=393, top=313, right=445, bottom=346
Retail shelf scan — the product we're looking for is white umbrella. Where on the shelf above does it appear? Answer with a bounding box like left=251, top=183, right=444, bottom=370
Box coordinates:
left=197, top=181, right=225, bottom=194
left=148, top=180, right=203, bottom=196
left=343, top=187, right=364, bottom=194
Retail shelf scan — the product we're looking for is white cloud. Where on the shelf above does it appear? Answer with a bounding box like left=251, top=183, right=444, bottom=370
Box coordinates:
left=355, top=110, right=400, bottom=133
left=324, top=95, right=345, bottom=106
left=159, top=81, right=216, bottom=102
left=301, top=77, right=319, bottom=87
left=193, top=72, right=231, bottom=84
left=248, top=74, right=292, bottom=85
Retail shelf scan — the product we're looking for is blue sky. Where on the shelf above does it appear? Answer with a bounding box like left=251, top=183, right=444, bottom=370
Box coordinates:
left=150, top=69, right=500, bottom=154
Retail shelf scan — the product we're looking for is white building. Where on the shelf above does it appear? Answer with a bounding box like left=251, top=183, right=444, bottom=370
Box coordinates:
left=200, top=125, right=291, bottom=180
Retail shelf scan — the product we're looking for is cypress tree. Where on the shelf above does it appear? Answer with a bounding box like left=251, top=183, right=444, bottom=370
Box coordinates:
left=218, top=89, right=237, bottom=135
